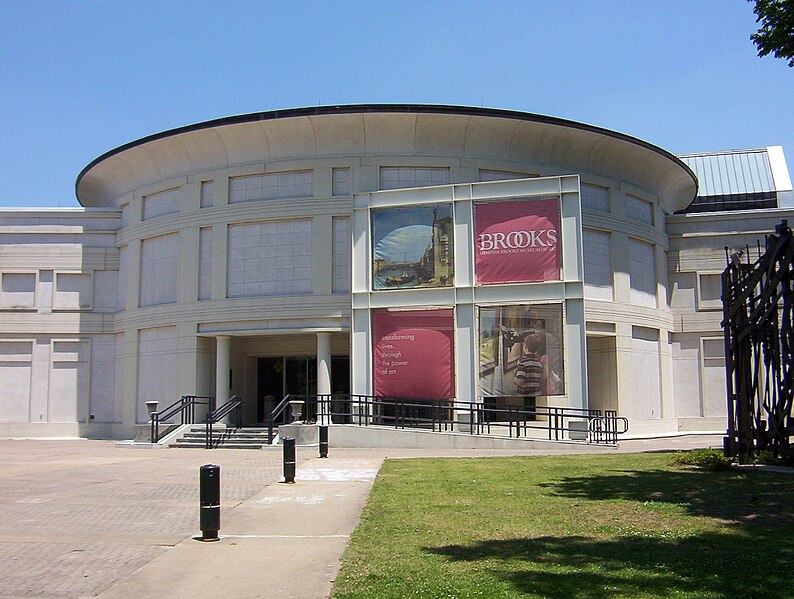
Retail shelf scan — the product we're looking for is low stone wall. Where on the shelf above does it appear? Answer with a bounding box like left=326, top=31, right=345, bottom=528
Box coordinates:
left=278, top=423, right=615, bottom=450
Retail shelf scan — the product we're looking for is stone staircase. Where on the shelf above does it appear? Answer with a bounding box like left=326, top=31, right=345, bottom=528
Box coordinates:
left=169, top=425, right=275, bottom=449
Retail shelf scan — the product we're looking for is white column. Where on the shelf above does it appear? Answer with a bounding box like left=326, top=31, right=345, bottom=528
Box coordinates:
left=317, top=332, right=332, bottom=394
left=215, top=335, right=231, bottom=405
left=317, top=332, right=332, bottom=424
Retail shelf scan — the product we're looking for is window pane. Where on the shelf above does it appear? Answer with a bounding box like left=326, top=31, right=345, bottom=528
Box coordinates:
left=332, top=217, right=351, bottom=292
left=583, top=230, right=612, bottom=300
left=227, top=220, right=312, bottom=297
left=200, top=180, right=214, bottom=208
left=332, top=168, right=351, bottom=196
left=143, top=188, right=180, bottom=220
left=1, top=273, right=35, bottom=308
left=229, top=171, right=313, bottom=203
left=54, top=273, right=92, bottom=309
left=627, top=194, right=653, bottom=224
left=198, top=227, right=212, bottom=300
left=140, top=233, right=178, bottom=306
left=629, top=238, right=656, bottom=307
left=699, top=273, right=722, bottom=303
left=379, top=167, right=449, bottom=190
left=581, top=184, right=609, bottom=212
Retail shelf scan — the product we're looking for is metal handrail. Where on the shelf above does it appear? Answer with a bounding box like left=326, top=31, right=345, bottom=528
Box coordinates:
left=266, top=394, right=312, bottom=443
left=263, top=393, right=628, bottom=445
left=150, top=395, right=215, bottom=443
left=308, top=394, right=628, bottom=445
left=267, top=394, right=292, bottom=443
left=205, top=395, right=242, bottom=449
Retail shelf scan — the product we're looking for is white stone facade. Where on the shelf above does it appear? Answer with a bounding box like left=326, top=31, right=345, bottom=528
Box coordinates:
left=0, top=105, right=791, bottom=439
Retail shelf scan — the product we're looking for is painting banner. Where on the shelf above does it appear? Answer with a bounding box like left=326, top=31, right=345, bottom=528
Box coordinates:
left=474, top=197, right=561, bottom=285
left=372, top=309, right=455, bottom=399
left=371, top=204, right=454, bottom=290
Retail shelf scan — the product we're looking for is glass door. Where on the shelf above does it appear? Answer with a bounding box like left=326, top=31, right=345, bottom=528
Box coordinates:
left=257, top=357, right=284, bottom=422
left=285, top=357, right=317, bottom=398
left=257, top=357, right=318, bottom=423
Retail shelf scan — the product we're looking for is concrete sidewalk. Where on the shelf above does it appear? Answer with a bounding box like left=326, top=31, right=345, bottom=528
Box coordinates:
left=96, top=453, right=384, bottom=599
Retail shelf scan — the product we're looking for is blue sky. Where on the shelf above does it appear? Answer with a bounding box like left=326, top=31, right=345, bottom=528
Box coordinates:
left=1, top=0, right=792, bottom=208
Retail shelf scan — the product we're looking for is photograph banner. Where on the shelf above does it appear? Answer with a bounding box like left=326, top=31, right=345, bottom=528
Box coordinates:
left=478, top=303, right=564, bottom=398
left=474, top=197, right=560, bottom=285
left=372, top=204, right=454, bottom=290
left=373, top=309, right=455, bottom=399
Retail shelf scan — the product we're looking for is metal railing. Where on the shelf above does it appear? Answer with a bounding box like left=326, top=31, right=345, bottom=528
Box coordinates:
left=205, top=395, right=242, bottom=449
left=150, top=395, right=215, bottom=443
left=266, top=394, right=319, bottom=443
left=279, top=394, right=628, bottom=445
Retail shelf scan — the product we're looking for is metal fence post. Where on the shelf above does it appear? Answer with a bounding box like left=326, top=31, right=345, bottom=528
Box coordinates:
left=283, top=437, right=296, bottom=483
left=199, top=464, right=220, bottom=541
left=319, top=425, right=328, bottom=458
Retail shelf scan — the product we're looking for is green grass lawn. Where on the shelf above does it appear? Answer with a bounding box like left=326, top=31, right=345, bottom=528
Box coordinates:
left=332, top=453, right=794, bottom=598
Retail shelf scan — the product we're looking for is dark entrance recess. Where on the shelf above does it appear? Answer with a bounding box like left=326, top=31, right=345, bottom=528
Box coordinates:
left=256, top=356, right=350, bottom=423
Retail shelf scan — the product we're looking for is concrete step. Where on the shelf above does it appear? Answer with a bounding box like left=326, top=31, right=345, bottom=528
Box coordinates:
left=228, top=427, right=273, bottom=432
left=169, top=441, right=267, bottom=449
left=180, top=433, right=272, bottom=440
left=169, top=427, right=275, bottom=449
left=171, top=437, right=270, bottom=445
left=180, top=428, right=277, bottom=436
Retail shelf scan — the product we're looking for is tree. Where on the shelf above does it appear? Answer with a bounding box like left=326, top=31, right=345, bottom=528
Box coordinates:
left=749, top=0, right=794, bottom=67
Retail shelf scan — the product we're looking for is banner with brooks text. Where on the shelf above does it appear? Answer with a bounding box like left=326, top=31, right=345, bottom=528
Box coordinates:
left=474, top=197, right=561, bottom=285
left=372, top=308, right=455, bottom=399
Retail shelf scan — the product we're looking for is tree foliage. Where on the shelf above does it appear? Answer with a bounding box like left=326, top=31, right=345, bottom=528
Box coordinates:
left=749, top=0, right=794, bottom=67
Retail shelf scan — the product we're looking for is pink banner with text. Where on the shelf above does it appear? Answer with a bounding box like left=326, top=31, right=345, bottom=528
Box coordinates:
left=474, top=197, right=561, bottom=285
left=372, top=309, right=455, bottom=399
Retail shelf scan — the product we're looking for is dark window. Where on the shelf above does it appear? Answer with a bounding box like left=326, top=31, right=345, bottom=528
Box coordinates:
left=677, top=191, right=777, bottom=214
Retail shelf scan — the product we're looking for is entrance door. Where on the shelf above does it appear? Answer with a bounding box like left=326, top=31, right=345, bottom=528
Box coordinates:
left=331, top=356, right=350, bottom=395
left=257, top=356, right=349, bottom=422
left=284, top=357, right=317, bottom=398
left=257, top=357, right=317, bottom=422
left=331, top=356, right=351, bottom=423
left=257, top=358, right=284, bottom=422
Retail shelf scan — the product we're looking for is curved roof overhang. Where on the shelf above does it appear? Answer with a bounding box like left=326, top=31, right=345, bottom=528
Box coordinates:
left=76, top=104, right=697, bottom=213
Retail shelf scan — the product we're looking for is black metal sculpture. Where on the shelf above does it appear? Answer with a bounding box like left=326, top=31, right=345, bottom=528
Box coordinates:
left=722, top=220, right=794, bottom=464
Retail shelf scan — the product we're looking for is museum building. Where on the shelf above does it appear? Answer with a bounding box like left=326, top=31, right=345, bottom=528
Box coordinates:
left=0, top=105, right=791, bottom=441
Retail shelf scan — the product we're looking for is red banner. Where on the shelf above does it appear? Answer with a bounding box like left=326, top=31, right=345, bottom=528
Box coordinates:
left=474, top=198, right=561, bottom=284
left=372, top=309, right=455, bottom=399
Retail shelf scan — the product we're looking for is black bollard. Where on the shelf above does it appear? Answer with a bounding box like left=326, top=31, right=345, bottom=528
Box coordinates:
left=199, top=464, right=221, bottom=541
left=283, top=437, right=296, bottom=483
left=319, top=425, right=328, bottom=458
